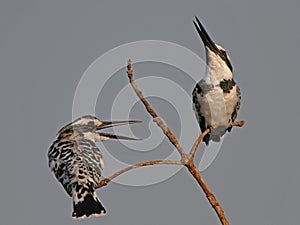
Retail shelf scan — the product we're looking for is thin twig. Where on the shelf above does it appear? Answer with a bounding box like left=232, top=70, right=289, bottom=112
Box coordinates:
left=186, top=164, right=230, bottom=225
left=188, top=128, right=211, bottom=162
left=127, top=60, right=188, bottom=163
left=96, top=160, right=182, bottom=188
left=126, top=59, right=233, bottom=225
left=188, top=120, right=245, bottom=163
left=96, top=60, right=244, bottom=225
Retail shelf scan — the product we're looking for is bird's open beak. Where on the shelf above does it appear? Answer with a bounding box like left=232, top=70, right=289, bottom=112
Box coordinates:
left=193, top=16, right=221, bottom=55
left=97, top=120, right=142, bottom=140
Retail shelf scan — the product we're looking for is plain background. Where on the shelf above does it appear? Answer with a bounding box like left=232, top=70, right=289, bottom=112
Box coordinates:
left=1, top=0, right=300, bottom=225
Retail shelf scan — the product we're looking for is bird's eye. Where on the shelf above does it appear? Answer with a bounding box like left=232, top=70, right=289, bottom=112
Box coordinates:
left=87, top=121, right=94, bottom=126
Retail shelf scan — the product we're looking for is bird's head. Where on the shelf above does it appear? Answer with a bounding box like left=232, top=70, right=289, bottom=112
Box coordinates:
left=193, top=16, right=233, bottom=73
left=57, top=115, right=141, bottom=141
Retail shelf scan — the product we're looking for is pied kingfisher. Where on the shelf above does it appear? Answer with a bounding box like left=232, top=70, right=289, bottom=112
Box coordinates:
left=48, top=115, right=140, bottom=219
left=192, top=17, right=241, bottom=145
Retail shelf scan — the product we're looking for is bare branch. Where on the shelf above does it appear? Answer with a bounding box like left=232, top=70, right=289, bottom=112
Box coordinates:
left=189, top=128, right=211, bottom=162
left=96, top=60, right=245, bottom=225
left=187, top=164, right=230, bottom=225
left=188, top=120, right=246, bottom=162
left=127, top=60, right=188, bottom=162
left=96, top=160, right=182, bottom=189
left=231, top=120, right=245, bottom=127
left=126, top=59, right=237, bottom=225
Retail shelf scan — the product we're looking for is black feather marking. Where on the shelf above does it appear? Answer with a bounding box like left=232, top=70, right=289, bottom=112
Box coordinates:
left=192, top=85, right=210, bottom=145
left=227, top=85, right=241, bottom=132
left=72, top=191, right=106, bottom=218
left=219, top=79, right=236, bottom=93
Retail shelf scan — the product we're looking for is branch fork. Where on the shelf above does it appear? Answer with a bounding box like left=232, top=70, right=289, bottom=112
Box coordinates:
left=97, top=59, right=245, bottom=225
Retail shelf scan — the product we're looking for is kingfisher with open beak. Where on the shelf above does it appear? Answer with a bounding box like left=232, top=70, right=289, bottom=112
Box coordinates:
left=48, top=115, right=140, bottom=219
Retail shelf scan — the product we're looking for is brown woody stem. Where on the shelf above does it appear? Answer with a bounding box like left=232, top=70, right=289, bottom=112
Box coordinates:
left=96, top=60, right=245, bottom=225
left=127, top=60, right=188, bottom=163
left=96, top=160, right=182, bottom=188
left=188, top=120, right=245, bottom=163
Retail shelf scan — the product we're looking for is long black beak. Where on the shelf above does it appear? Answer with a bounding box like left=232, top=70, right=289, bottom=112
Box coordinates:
left=97, top=120, right=141, bottom=141
left=193, top=16, right=221, bottom=55
left=98, top=132, right=141, bottom=141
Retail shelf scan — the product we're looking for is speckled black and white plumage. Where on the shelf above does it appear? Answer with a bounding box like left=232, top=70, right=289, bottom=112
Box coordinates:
left=192, top=17, right=241, bottom=145
left=48, top=115, right=140, bottom=219
left=192, top=79, right=241, bottom=145
left=48, top=116, right=106, bottom=219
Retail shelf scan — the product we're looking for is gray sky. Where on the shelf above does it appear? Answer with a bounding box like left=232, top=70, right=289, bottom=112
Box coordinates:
left=1, top=0, right=300, bottom=225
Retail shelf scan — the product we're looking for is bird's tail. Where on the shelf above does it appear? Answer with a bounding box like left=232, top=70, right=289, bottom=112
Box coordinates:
left=206, top=126, right=226, bottom=145
left=72, top=185, right=106, bottom=219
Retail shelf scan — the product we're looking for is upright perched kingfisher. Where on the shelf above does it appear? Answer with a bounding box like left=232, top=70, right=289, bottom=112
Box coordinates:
left=48, top=115, right=140, bottom=219
left=192, top=17, right=241, bottom=145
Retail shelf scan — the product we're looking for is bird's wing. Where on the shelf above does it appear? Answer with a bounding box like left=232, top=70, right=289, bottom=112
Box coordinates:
left=76, top=139, right=104, bottom=183
left=192, top=83, right=211, bottom=145
left=48, top=140, right=76, bottom=196
left=231, top=85, right=241, bottom=122
left=48, top=139, right=103, bottom=196
left=227, top=85, right=241, bottom=132
left=192, top=83, right=208, bottom=133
